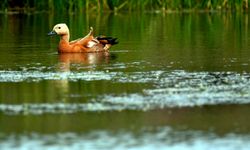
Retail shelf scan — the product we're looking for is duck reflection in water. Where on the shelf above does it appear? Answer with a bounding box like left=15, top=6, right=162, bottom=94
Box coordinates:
left=54, top=52, right=117, bottom=99
left=58, top=52, right=116, bottom=72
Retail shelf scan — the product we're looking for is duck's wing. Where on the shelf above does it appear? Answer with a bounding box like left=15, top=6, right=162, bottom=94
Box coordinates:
left=71, top=27, right=99, bottom=48
left=69, top=38, right=81, bottom=44
left=96, top=36, right=118, bottom=45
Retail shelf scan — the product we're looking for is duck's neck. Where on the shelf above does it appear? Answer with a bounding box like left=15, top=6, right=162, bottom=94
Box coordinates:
left=60, top=33, right=70, bottom=43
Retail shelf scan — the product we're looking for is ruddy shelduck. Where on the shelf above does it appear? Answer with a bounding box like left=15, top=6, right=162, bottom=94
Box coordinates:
left=48, top=23, right=118, bottom=53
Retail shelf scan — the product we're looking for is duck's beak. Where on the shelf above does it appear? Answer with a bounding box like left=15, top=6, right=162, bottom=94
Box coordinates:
left=47, top=30, right=57, bottom=36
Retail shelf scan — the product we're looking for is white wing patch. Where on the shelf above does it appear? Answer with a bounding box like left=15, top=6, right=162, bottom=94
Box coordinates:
left=86, top=40, right=98, bottom=48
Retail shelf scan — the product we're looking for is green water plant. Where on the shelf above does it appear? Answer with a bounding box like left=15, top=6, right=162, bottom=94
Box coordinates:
left=0, top=0, right=249, bottom=13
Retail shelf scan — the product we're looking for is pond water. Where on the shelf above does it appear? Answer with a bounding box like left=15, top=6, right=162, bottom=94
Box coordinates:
left=0, top=12, right=250, bottom=149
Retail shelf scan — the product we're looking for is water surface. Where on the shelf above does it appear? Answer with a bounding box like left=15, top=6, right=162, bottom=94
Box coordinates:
left=0, top=12, right=250, bottom=149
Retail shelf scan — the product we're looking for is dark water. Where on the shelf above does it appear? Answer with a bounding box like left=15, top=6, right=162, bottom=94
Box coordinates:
left=1, top=12, right=250, bottom=149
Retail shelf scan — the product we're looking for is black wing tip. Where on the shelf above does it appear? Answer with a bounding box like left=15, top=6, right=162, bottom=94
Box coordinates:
left=111, top=38, right=119, bottom=45
left=97, top=36, right=119, bottom=45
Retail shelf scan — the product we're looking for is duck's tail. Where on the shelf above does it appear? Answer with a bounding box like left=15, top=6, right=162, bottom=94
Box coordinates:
left=96, top=36, right=119, bottom=45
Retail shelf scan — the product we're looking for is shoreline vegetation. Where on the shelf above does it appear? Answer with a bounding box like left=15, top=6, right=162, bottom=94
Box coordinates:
left=0, top=0, right=249, bottom=14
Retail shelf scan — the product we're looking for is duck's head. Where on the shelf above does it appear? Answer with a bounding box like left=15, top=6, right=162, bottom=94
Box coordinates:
left=48, top=23, right=69, bottom=36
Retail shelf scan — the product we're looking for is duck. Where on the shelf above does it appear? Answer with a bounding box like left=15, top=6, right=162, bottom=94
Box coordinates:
left=48, top=23, right=118, bottom=53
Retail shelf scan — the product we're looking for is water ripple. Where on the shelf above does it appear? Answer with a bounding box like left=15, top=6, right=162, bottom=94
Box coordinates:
left=1, top=70, right=250, bottom=114
left=0, top=70, right=116, bottom=82
left=0, top=103, right=126, bottom=115
left=0, top=127, right=250, bottom=150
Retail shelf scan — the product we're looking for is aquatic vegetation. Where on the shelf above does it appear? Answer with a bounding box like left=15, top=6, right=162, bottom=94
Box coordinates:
left=1, top=0, right=249, bottom=13
left=0, top=11, right=250, bottom=150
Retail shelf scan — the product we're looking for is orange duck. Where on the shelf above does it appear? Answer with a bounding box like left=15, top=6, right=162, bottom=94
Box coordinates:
left=48, top=23, right=118, bottom=53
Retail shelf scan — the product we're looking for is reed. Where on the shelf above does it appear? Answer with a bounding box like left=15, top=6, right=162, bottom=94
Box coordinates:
left=0, top=0, right=249, bottom=13
left=1, top=0, right=8, bottom=12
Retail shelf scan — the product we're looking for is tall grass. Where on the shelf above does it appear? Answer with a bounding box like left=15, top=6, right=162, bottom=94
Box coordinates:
left=1, top=0, right=249, bottom=13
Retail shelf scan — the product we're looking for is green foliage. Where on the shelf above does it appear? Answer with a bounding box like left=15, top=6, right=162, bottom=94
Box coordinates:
left=0, top=0, right=249, bottom=13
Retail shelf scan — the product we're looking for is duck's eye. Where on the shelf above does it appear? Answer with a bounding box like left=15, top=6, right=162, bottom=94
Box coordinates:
left=58, top=27, right=61, bottom=29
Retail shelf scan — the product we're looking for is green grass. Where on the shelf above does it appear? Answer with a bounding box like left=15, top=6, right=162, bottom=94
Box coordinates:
left=1, top=0, right=249, bottom=13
